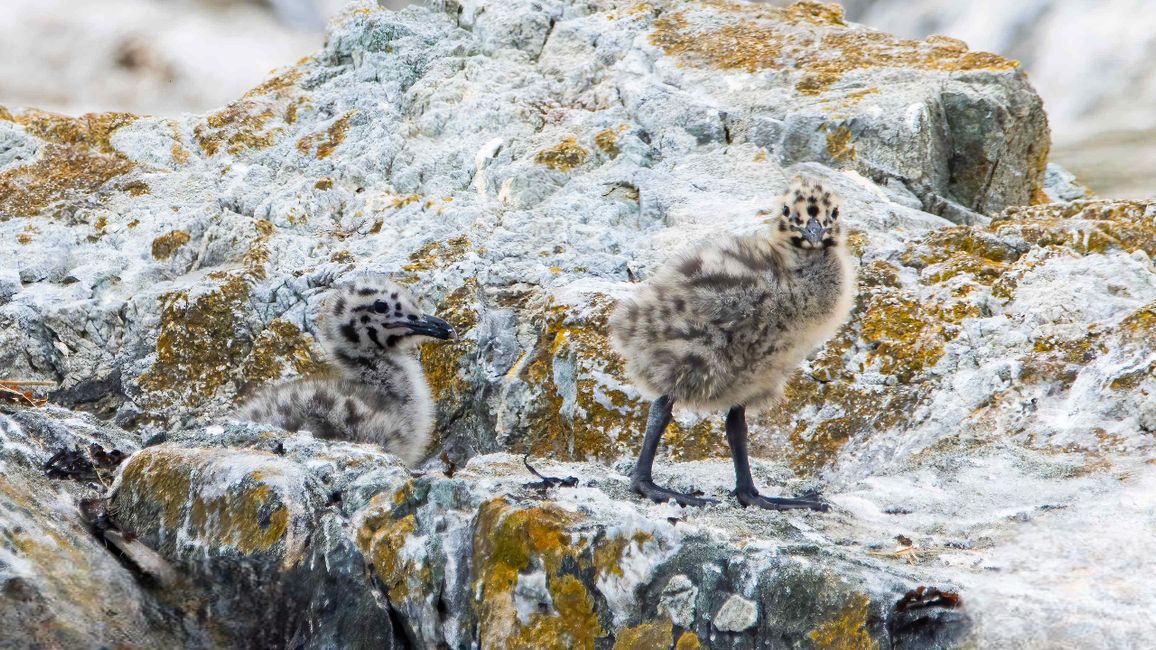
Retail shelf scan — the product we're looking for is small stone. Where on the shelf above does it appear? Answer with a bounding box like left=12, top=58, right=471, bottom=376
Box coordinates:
left=658, top=574, right=698, bottom=629
left=713, top=594, right=758, bottom=633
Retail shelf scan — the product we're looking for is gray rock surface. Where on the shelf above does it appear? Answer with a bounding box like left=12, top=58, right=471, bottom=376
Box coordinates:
left=0, top=1, right=1152, bottom=648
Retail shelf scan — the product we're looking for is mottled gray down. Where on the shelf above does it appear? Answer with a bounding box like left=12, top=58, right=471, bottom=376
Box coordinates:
left=610, top=177, right=855, bottom=412
left=237, top=273, right=449, bottom=464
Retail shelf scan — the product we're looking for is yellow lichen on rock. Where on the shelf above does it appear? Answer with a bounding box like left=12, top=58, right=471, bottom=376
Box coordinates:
left=612, top=619, right=673, bottom=649
left=473, top=499, right=603, bottom=649
left=296, top=110, right=356, bottom=160
left=825, top=124, right=856, bottom=162
left=517, top=296, right=652, bottom=462
left=113, top=444, right=298, bottom=557
left=420, top=282, right=478, bottom=401
left=193, top=65, right=305, bottom=157
left=859, top=288, right=953, bottom=381
left=649, top=2, right=1016, bottom=94
left=355, top=494, right=424, bottom=602
left=243, top=318, right=325, bottom=386
left=675, top=630, right=703, bottom=649
left=195, top=102, right=281, bottom=156
left=116, top=447, right=297, bottom=557
left=137, top=274, right=252, bottom=407
left=593, top=531, right=655, bottom=581
left=595, top=127, right=628, bottom=157
left=0, top=108, right=138, bottom=218
left=536, top=136, right=589, bottom=172
left=403, top=235, right=473, bottom=274
left=809, top=593, right=878, bottom=650
left=151, top=229, right=192, bottom=260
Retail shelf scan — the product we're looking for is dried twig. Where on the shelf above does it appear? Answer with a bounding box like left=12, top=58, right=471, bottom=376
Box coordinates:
left=0, top=379, right=55, bottom=407
left=522, top=453, right=578, bottom=490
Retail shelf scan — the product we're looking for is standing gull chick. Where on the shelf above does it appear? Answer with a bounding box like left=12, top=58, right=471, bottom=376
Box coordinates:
left=238, top=273, right=454, bottom=465
left=610, top=177, right=855, bottom=511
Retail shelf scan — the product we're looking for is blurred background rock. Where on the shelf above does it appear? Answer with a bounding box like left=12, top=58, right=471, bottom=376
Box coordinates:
left=1, top=0, right=1151, bottom=198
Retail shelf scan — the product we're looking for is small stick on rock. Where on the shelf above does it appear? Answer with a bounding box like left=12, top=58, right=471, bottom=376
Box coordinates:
left=522, top=453, right=578, bottom=490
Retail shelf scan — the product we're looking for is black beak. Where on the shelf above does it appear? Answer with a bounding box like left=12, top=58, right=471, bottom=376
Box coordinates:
left=406, top=314, right=455, bottom=340
left=802, top=218, right=826, bottom=246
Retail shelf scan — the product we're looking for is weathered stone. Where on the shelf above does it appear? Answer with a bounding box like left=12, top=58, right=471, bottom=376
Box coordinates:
left=0, top=409, right=207, bottom=649
left=714, top=594, right=759, bottom=633
left=0, top=1, right=1152, bottom=648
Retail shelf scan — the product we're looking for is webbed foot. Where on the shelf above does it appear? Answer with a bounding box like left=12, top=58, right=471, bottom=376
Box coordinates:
left=633, top=478, right=718, bottom=508
left=734, top=488, right=830, bottom=512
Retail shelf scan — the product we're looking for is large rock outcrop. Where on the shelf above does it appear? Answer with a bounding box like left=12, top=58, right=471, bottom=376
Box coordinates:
left=1, top=1, right=1152, bottom=648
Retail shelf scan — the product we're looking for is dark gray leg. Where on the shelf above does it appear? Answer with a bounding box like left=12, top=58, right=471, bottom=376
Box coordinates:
left=727, top=406, right=830, bottom=512
left=631, top=396, right=717, bottom=507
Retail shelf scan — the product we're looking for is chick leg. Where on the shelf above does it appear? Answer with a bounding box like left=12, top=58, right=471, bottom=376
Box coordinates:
left=632, top=396, right=718, bottom=507
left=726, top=406, right=830, bottom=512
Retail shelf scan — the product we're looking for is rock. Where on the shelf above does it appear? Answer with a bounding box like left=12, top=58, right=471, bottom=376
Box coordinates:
left=713, top=594, right=759, bottom=633
left=4, top=412, right=972, bottom=649
left=1043, top=162, right=1091, bottom=203
left=0, top=409, right=206, bottom=649
left=0, top=1, right=1152, bottom=648
left=1, top=0, right=1048, bottom=461
left=836, top=0, right=1156, bottom=199
left=657, top=574, right=698, bottom=629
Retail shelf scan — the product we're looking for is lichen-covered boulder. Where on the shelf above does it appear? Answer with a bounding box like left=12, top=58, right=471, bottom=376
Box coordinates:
left=0, top=408, right=204, bottom=649
left=1, top=0, right=1153, bottom=647
left=108, top=423, right=412, bottom=648
left=98, top=424, right=971, bottom=650
left=1, top=0, right=1047, bottom=464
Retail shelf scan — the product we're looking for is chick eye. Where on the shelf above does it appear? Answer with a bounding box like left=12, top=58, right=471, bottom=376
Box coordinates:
left=372, top=300, right=389, bottom=314
left=781, top=206, right=790, bottom=217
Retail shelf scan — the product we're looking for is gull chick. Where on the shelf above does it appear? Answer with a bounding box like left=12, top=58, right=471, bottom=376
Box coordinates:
left=238, top=273, right=454, bottom=465
left=610, top=176, right=855, bottom=510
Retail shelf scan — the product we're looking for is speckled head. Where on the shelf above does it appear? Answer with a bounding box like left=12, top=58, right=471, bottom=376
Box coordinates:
left=774, top=176, right=844, bottom=250
left=321, top=273, right=454, bottom=363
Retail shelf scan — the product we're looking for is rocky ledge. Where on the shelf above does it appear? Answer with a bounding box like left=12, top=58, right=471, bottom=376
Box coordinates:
left=1, top=0, right=1153, bottom=648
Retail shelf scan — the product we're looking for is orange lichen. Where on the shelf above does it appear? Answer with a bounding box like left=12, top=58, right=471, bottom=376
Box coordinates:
left=296, top=110, right=356, bottom=160
left=0, top=109, right=138, bottom=218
